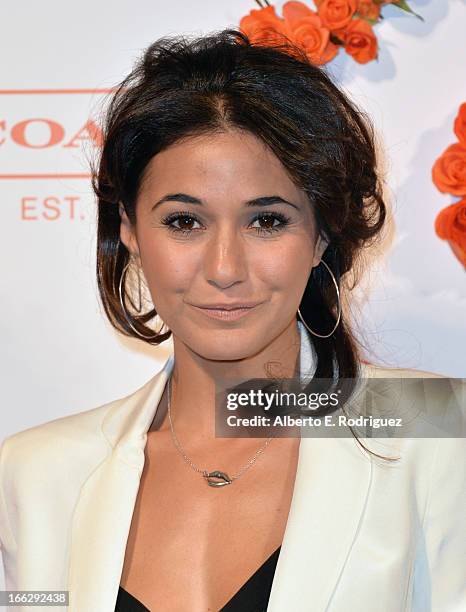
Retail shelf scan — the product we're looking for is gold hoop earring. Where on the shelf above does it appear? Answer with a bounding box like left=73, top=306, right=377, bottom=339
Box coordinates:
left=118, top=261, right=164, bottom=340
left=297, top=259, right=342, bottom=339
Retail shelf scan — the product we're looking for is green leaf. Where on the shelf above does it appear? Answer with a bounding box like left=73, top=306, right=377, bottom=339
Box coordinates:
left=391, top=1, right=425, bottom=22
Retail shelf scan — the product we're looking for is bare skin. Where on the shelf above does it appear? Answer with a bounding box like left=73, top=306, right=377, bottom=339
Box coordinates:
left=119, top=127, right=327, bottom=610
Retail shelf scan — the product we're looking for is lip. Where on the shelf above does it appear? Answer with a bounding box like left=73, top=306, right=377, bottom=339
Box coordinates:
left=193, top=302, right=263, bottom=310
left=190, top=302, right=263, bottom=321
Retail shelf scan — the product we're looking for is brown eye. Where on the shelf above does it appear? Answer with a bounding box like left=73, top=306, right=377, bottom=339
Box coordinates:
left=161, top=211, right=203, bottom=234
left=250, top=212, right=290, bottom=235
left=257, top=215, right=278, bottom=230
left=176, top=216, right=196, bottom=231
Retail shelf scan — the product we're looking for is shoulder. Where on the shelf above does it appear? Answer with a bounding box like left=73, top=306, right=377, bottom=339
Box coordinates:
left=0, top=377, right=152, bottom=487
left=0, top=404, right=113, bottom=516
left=0, top=355, right=172, bottom=488
left=0, top=401, right=117, bottom=552
left=0, top=362, right=167, bottom=455
left=0, top=400, right=114, bottom=470
left=360, top=361, right=445, bottom=378
left=360, top=360, right=463, bottom=434
left=0, top=373, right=163, bottom=551
left=356, top=361, right=465, bottom=474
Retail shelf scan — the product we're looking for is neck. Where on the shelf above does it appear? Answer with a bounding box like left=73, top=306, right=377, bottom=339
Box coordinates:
left=153, top=320, right=302, bottom=446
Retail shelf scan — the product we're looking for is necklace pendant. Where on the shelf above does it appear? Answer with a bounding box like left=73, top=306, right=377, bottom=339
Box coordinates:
left=203, top=470, right=232, bottom=487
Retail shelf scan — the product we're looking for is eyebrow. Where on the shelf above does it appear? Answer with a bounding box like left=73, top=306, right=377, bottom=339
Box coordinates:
left=150, top=193, right=300, bottom=212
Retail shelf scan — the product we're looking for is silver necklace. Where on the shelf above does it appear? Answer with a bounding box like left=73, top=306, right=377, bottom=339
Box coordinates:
left=167, top=376, right=274, bottom=487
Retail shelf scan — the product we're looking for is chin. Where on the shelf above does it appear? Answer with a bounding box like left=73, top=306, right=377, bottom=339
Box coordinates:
left=184, top=328, right=266, bottom=362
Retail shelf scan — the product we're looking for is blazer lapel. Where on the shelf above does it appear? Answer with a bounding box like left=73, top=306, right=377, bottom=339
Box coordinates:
left=267, top=434, right=373, bottom=611
left=67, top=353, right=175, bottom=612
left=67, top=324, right=372, bottom=612
left=267, top=328, right=373, bottom=611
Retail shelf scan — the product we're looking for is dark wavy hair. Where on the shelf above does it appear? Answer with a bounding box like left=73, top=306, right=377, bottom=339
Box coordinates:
left=92, top=29, right=391, bottom=448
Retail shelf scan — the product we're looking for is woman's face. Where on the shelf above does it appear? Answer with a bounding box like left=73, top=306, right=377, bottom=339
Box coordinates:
left=120, top=128, right=327, bottom=361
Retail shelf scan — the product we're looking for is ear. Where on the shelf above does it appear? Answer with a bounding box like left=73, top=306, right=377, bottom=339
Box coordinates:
left=312, top=233, right=329, bottom=267
left=119, top=202, right=140, bottom=260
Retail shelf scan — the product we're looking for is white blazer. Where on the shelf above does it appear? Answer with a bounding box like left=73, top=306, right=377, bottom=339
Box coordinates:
left=0, top=323, right=465, bottom=612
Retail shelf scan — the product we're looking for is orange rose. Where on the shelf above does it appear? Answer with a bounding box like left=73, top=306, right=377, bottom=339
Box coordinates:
left=339, top=19, right=377, bottom=63
left=434, top=198, right=466, bottom=268
left=356, top=0, right=381, bottom=21
left=239, top=5, right=290, bottom=47
left=282, top=1, right=339, bottom=65
left=448, top=240, right=466, bottom=268
left=454, top=102, right=466, bottom=146
left=318, top=0, right=358, bottom=31
left=283, top=0, right=318, bottom=26
left=432, top=142, right=466, bottom=196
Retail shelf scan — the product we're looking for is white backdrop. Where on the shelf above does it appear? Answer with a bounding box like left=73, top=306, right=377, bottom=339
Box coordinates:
left=0, top=2, right=465, bottom=588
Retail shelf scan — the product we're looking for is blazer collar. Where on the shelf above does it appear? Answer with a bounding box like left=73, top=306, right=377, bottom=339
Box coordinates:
left=68, top=323, right=372, bottom=611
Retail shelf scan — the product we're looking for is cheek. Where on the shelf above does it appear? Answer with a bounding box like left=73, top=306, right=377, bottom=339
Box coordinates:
left=253, top=239, right=313, bottom=290
left=139, top=239, right=197, bottom=298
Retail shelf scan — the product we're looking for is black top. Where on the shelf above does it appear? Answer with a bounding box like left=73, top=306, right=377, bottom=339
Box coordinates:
left=115, top=545, right=281, bottom=612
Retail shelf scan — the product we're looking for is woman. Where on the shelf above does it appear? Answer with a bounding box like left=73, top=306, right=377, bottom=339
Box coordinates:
left=0, top=29, right=464, bottom=612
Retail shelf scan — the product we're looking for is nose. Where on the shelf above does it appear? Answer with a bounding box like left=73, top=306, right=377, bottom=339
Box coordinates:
left=203, top=225, right=248, bottom=289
